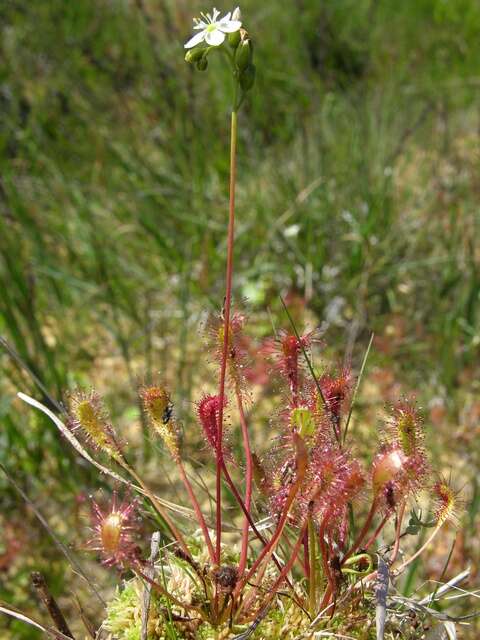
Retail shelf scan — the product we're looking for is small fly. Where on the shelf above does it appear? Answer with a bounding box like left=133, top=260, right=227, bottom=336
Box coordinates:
left=162, top=402, right=174, bottom=425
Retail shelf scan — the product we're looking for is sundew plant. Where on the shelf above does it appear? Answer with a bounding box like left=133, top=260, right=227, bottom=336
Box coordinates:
left=2, top=6, right=471, bottom=640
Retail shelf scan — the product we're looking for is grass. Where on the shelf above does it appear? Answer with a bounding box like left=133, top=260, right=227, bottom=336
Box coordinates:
left=0, top=0, right=479, bottom=637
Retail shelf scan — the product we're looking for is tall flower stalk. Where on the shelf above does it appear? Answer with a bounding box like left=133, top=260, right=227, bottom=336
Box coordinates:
left=185, top=7, right=255, bottom=568
left=216, top=102, right=238, bottom=564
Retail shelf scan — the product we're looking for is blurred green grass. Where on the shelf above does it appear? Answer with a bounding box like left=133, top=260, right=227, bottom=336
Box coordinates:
left=1, top=0, right=480, bottom=636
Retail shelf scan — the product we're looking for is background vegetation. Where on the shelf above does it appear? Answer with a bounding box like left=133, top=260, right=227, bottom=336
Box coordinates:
left=1, top=0, right=479, bottom=637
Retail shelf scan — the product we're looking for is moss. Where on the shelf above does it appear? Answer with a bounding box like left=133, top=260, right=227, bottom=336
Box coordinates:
left=104, top=582, right=144, bottom=639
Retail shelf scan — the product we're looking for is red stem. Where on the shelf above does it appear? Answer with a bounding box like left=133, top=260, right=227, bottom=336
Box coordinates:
left=177, top=460, right=216, bottom=564
left=303, top=528, right=311, bottom=580
left=239, top=521, right=308, bottom=624
left=318, top=516, right=336, bottom=600
left=364, top=512, right=389, bottom=551
left=233, top=439, right=306, bottom=599
left=221, top=462, right=263, bottom=541
left=390, top=501, right=406, bottom=564
left=221, top=461, right=295, bottom=588
left=317, top=501, right=379, bottom=614
left=216, top=109, right=238, bottom=565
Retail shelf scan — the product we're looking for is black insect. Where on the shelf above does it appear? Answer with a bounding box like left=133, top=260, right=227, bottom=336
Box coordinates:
left=162, top=402, right=174, bottom=424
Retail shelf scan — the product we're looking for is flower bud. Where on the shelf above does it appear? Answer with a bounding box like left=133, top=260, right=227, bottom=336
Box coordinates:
left=239, top=63, right=256, bottom=92
left=185, top=48, right=205, bottom=64
left=228, top=30, right=241, bottom=49
left=235, top=38, right=253, bottom=71
left=197, top=57, right=208, bottom=71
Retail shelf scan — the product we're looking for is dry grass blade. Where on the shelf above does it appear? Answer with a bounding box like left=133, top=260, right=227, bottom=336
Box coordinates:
left=141, top=531, right=161, bottom=640
left=390, top=594, right=479, bottom=622
left=419, top=569, right=470, bottom=606
left=343, top=332, right=374, bottom=444
left=375, top=555, right=389, bottom=640
left=0, top=602, right=73, bottom=639
left=0, top=337, right=65, bottom=413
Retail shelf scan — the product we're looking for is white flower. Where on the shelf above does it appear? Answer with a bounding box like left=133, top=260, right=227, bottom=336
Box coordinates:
left=184, top=7, right=242, bottom=49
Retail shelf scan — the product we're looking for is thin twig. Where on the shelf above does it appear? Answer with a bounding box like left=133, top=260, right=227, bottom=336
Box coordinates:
left=71, top=593, right=96, bottom=639
left=31, top=572, right=74, bottom=639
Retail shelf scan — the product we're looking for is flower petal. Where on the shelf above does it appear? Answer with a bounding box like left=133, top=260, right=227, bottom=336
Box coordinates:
left=193, top=20, right=207, bottom=30
left=218, top=19, right=241, bottom=33
left=205, top=28, right=225, bottom=46
left=184, top=31, right=206, bottom=49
